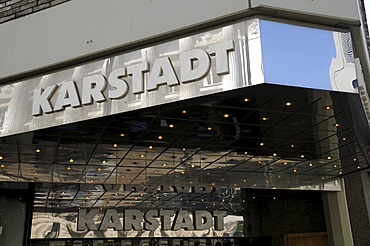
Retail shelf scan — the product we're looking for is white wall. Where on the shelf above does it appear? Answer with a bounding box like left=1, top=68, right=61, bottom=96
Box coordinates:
left=0, top=0, right=361, bottom=81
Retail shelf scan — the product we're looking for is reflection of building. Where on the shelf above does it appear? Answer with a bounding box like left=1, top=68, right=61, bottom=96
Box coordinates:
left=1, top=1, right=370, bottom=246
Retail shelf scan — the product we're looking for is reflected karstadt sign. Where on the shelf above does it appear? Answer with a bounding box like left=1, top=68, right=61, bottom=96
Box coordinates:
left=78, top=209, right=227, bottom=232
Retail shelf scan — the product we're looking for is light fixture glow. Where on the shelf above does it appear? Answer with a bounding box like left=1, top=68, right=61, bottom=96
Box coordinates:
left=158, top=136, right=163, bottom=140
left=207, top=127, right=212, bottom=130
left=162, top=163, right=167, bottom=166
left=260, top=142, right=264, bottom=146
left=113, top=143, right=118, bottom=147
left=148, top=145, right=153, bottom=149
left=262, top=117, right=268, bottom=121
left=325, top=106, right=331, bottom=110
left=169, top=124, right=174, bottom=128
left=119, top=133, right=125, bottom=137
left=101, top=160, right=107, bottom=164
left=69, top=159, right=74, bottom=163
left=244, top=98, right=250, bottom=102
left=35, top=149, right=41, bottom=153
left=67, top=166, right=71, bottom=170
left=308, top=163, right=313, bottom=166
left=285, top=102, right=292, bottom=106
left=182, top=110, right=187, bottom=114
left=224, top=114, right=230, bottom=118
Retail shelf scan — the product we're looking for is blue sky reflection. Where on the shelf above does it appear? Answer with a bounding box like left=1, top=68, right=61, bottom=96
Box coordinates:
left=260, top=20, right=336, bottom=90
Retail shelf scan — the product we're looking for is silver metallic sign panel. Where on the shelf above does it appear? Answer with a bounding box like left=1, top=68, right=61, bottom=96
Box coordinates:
left=0, top=18, right=356, bottom=137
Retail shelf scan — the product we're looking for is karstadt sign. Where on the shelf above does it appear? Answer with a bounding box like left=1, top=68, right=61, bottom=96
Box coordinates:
left=78, top=209, right=227, bottom=231
left=32, top=41, right=234, bottom=116
left=0, top=18, right=262, bottom=137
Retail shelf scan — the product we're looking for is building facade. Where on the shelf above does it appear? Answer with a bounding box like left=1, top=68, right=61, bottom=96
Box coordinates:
left=0, top=0, right=370, bottom=245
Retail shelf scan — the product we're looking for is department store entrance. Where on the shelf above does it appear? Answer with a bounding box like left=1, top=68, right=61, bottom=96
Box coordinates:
left=0, top=84, right=368, bottom=245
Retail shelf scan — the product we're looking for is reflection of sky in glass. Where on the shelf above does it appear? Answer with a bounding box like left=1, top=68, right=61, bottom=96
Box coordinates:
left=260, top=20, right=336, bottom=90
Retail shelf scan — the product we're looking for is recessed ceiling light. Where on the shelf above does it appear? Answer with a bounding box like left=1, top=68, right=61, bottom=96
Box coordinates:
left=101, top=160, right=107, bottom=164
left=325, top=106, right=331, bottom=110
left=244, top=98, right=250, bottom=102
left=300, top=155, right=305, bottom=158
left=273, top=153, right=277, bottom=157
left=285, top=102, right=292, bottom=106
left=148, top=145, right=153, bottom=149
left=181, top=171, right=185, bottom=174
left=327, top=156, right=332, bottom=160
left=260, top=142, right=264, bottom=146
left=334, top=123, right=340, bottom=127
left=207, top=127, right=212, bottom=130
left=158, top=136, right=163, bottom=140
left=342, top=137, right=346, bottom=141
left=97, top=168, right=102, bottom=171
left=262, top=117, right=268, bottom=121
left=162, top=163, right=167, bottom=166
left=182, top=110, right=187, bottom=114
left=69, top=159, right=74, bottom=162
left=169, top=124, right=174, bottom=128
left=0, top=165, right=4, bottom=168
left=0, top=156, right=3, bottom=160
left=35, top=149, right=41, bottom=153
left=224, top=114, right=230, bottom=118
left=113, top=143, right=118, bottom=147
left=119, top=133, right=125, bottom=137
left=283, top=162, right=288, bottom=165
left=67, top=166, right=71, bottom=170
left=140, top=154, right=145, bottom=158
left=308, top=163, right=313, bottom=166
